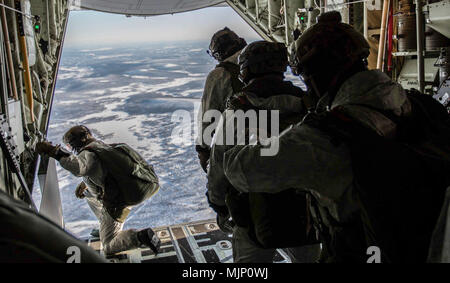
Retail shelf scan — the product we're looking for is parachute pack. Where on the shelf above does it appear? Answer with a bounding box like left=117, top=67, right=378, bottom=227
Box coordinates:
left=310, top=90, right=450, bottom=262
left=84, top=143, right=160, bottom=220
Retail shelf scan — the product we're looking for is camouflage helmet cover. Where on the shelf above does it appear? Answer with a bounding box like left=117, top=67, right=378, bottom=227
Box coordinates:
left=208, top=27, right=247, bottom=61
left=62, top=125, right=92, bottom=152
left=292, top=11, right=370, bottom=76
left=238, top=40, right=288, bottom=76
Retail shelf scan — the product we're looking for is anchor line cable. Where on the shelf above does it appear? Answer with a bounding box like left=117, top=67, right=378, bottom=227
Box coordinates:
left=313, top=0, right=371, bottom=10
left=327, top=0, right=371, bottom=7
left=0, top=2, right=33, bottom=19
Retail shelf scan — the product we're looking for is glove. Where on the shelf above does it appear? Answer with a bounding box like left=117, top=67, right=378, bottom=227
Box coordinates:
left=196, top=146, right=210, bottom=173
left=198, top=152, right=210, bottom=173
left=216, top=214, right=234, bottom=234
left=205, top=191, right=229, bottom=216
left=205, top=191, right=234, bottom=233
left=36, top=141, right=70, bottom=160
left=35, top=141, right=57, bottom=155
left=75, top=182, right=87, bottom=199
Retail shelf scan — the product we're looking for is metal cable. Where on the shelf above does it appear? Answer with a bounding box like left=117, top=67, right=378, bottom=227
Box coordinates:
left=311, top=0, right=370, bottom=11
left=326, top=0, right=370, bottom=8
left=0, top=2, right=33, bottom=19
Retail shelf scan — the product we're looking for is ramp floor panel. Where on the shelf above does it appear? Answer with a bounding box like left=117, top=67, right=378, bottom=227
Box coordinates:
left=86, top=219, right=290, bottom=263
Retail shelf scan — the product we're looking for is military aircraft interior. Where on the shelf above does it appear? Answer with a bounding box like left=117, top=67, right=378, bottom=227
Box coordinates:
left=0, top=0, right=449, bottom=264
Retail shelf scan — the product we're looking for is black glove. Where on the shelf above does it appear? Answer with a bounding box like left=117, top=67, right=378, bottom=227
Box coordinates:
left=205, top=191, right=229, bottom=216
left=36, top=141, right=70, bottom=161
left=35, top=141, right=56, bottom=155
left=205, top=191, right=234, bottom=233
left=196, top=145, right=210, bottom=173
left=216, top=214, right=234, bottom=234
left=75, top=182, right=87, bottom=199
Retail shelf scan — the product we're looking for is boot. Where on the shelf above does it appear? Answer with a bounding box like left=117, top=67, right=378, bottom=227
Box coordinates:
left=137, top=228, right=161, bottom=255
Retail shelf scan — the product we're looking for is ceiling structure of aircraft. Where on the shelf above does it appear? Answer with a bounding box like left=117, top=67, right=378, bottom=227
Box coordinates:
left=75, top=0, right=228, bottom=15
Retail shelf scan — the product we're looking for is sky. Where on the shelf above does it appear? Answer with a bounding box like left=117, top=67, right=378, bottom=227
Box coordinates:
left=64, top=7, right=261, bottom=48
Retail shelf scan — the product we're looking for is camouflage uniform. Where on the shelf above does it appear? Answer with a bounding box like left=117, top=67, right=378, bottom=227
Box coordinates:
left=196, top=28, right=246, bottom=172
left=207, top=76, right=306, bottom=207
left=223, top=70, right=412, bottom=262
left=208, top=71, right=320, bottom=262
left=197, top=49, right=242, bottom=150
left=59, top=140, right=142, bottom=255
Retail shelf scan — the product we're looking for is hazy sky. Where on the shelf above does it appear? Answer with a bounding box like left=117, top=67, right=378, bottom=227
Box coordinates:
left=65, top=7, right=261, bottom=48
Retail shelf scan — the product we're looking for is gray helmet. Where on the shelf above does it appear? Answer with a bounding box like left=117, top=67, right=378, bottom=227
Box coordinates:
left=62, top=125, right=92, bottom=153
left=291, top=11, right=370, bottom=77
left=208, top=27, right=247, bottom=62
left=238, top=40, right=288, bottom=83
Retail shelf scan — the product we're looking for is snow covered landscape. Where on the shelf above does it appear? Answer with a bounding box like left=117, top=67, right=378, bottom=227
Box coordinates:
left=31, top=39, right=303, bottom=238
left=33, top=41, right=217, bottom=237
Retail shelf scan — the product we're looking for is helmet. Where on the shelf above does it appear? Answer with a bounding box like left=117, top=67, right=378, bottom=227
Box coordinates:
left=238, top=41, right=288, bottom=83
left=291, top=11, right=370, bottom=77
left=208, top=27, right=247, bottom=62
left=62, top=125, right=92, bottom=153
